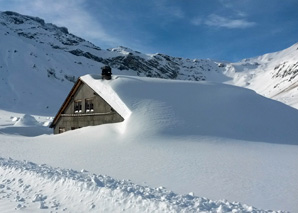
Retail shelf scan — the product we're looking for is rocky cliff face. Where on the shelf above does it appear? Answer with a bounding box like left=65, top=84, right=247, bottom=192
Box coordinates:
left=0, top=11, right=227, bottom=81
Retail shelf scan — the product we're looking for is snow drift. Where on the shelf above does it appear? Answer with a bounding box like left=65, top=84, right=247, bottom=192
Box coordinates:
left=1, top=76, right=298, bottom=212
left=1, top=157, right=279, bottom=213
left=102, top=75, right=298, bottom=145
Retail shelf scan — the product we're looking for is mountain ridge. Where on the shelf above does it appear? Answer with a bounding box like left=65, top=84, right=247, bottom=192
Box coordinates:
left=224, top=42, right=298, bottom=108
left=0, top=10, right=297, bottom=114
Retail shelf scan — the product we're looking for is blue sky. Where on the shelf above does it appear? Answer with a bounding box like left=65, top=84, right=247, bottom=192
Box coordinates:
left=1, top=0, right=298, bottom=61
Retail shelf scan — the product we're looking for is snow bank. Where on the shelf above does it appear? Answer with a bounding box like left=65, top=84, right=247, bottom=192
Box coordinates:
left=0, top=157, right=282, bottom=213
left=0, top=112, right=52, bottom=136
left=108, top=76, right=298, bottom=144
left=14, top=114, right=40, bottom=127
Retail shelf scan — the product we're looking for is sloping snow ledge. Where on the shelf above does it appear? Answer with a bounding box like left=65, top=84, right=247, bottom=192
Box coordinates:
left=0, top=158, right=283, bottom=213
left=80, top=74, right=131, bottom=120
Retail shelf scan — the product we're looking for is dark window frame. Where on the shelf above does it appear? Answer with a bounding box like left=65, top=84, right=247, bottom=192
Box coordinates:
left=74, top=100, right=82, bottom=113
left=85, top=98, right=94, bottom=112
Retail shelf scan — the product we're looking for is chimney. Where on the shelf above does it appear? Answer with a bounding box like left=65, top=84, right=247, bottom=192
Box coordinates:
left=101, top=66, right=112, bottom=80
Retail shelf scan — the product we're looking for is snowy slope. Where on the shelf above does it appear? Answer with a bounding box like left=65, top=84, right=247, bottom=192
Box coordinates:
left=223, top=42, right=298, bottom=109
left=1, top=76, right=298, bottom=212
left=0, top=11, right=115, bottom=115
left=1, top=11, right=298, bottom=112
left=0, top=11, right=227, bottom=115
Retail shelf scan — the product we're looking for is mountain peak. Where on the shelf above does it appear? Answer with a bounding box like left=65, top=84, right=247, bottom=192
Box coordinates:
left=2, top=11, right=45, bottom=25
left=1, top=11, right=68, bottom=34
left=0, top=10, right=297, bottom=112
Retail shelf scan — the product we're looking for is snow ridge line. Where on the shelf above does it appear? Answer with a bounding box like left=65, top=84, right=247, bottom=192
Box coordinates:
left=0, top=157, right=284, bottom=212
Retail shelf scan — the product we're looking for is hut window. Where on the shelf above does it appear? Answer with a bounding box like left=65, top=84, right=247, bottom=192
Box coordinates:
left=85, top=99, right=94, bottom=112
left=58, top=127, right=65, bottom=133
left=74, top=100, right=82, bottom=113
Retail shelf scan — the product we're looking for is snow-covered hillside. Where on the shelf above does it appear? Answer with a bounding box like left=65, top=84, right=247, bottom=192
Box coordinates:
left=223, top=43, right=298, bottom=109
left=1, top=11, right=298, bottom=112
left=0, top=11, right=120, bottom=115
left=1, top=75, right=298, bottom=212
left=0, top=11, right=228, bottom=115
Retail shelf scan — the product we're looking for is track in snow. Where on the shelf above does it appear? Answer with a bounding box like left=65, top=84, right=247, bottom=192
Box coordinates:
left=0, top=157, right=282, bottom=213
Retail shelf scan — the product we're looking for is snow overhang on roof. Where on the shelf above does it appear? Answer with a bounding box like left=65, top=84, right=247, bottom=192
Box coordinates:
left=80, top=74, right=131, bottom=120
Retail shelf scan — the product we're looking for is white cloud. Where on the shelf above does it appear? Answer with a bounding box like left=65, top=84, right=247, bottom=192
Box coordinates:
left=0, top=0, right=121, bottom=47
left=205, top=14, right=256, bottom=29
left=236, top=11, right=247, bottom=18
left=191, top=17, right=202, bottom=26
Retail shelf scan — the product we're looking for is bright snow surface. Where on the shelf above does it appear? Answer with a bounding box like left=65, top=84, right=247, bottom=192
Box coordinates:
left=1, top=75, right=298, bottom=212
left=223, top=42, right=298, bottom=110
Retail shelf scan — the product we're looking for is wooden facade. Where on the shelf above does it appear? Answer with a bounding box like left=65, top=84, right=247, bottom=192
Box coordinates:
left=50, top=78, right=124, bottom=134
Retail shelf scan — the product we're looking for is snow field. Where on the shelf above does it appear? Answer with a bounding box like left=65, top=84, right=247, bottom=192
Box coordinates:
left=0, top=157, right=283, bottom=213
left=1, top=77, right=298, bottom=212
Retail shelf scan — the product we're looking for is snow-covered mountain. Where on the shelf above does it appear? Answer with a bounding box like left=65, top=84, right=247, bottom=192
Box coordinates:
left=0, top=11, right=227, bottom=115
left=1, top=11, right=298, bottom=112
left=223, top=43, right=298, bottom=109
left=0, top=10, right=226, bottom=81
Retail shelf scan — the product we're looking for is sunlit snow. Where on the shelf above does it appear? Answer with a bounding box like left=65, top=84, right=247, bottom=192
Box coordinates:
left=1, top=10, right=298, bottom=213
left=1, top=76, right=298, bottom=212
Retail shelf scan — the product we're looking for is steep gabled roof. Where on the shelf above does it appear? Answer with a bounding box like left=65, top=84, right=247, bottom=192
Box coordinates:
left=80, top=74, right=131, bottom=119
left=50, top=74, right=131, bottom=128
left=49, top=78, right=83, bottom=128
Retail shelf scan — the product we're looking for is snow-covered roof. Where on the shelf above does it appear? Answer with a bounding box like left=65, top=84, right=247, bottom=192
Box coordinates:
left=80, top=74, right=131, bottom=119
